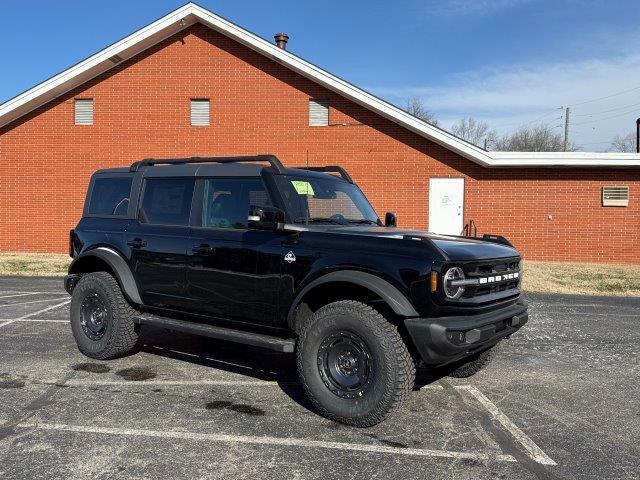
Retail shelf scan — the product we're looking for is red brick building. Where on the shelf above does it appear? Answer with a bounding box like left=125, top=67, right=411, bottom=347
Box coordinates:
left=1, top=3, right=639, bottom=263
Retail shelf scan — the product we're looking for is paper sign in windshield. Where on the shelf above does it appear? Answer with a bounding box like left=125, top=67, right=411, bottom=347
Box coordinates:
left=291, top=180, right=315, bottom=195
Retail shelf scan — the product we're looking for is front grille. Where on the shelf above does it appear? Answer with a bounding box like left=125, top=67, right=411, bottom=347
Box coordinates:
left=461, top=258, right=520, bottom=299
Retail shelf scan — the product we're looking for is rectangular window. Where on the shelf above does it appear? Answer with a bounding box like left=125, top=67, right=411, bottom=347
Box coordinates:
left=87, top=177, right=133, bottom=216
left=139, top=178, right=195, bottom=225
left=74, top=98, right=93, bottom=125
left=191, top=99, right=210, bottom=126
left=602, top=186, right=629, bottom=207
left=309, top=99, right=329, bottom=126
left=202, top=178, right=269, bottom=229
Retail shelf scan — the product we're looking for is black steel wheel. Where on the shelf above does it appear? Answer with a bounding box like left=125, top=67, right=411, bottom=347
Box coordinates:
left=79, top=292, right=108, bottom=340
left=70, top=272, right=140, bottom=360
left=317, top=331, right=373, bottom=399
left=297, top=300, right=415, bottom=427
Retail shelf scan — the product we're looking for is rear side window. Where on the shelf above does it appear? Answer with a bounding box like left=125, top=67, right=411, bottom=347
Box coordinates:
left=139, top=178, right=195, bottom=226
left=87, top=177, right=133, bottom=216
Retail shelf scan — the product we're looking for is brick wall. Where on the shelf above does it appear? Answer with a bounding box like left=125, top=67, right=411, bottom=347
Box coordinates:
left=1, top=24, right=638, bottom=263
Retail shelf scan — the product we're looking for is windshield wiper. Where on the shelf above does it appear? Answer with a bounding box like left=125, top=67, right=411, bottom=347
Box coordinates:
left=293, top=217, right=347, bottom=225
left=347, top=219, right=381, bottom=225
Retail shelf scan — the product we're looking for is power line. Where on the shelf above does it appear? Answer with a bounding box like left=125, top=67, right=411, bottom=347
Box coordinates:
left=568, top=85, right=640, bottom=107
left=572, top=100, right=640, bottom=118
left=572, top=106, right=640, bottom=126
left=491, top=108, right=562, bottom=128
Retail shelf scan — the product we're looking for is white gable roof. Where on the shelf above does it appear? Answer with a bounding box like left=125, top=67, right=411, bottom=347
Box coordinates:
left=1, top=2, right=639, bottom=168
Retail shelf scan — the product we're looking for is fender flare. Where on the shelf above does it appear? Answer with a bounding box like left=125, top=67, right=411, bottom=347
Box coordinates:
left=287, top=270, right=419, bottom=324
left=69, top=247, right=142, bottom=305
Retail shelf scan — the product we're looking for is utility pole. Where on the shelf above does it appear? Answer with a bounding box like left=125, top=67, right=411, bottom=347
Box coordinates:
left=563, top=107, right=570, bottom=152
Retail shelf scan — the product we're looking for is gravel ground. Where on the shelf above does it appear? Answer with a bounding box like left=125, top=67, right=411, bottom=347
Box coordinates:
left=0, top=276, right=638, bottom=480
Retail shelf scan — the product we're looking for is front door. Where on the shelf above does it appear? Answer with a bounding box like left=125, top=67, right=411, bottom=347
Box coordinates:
left=428, top=178, right=464, bottom=235
left=186, top=177, right=282, bottom=326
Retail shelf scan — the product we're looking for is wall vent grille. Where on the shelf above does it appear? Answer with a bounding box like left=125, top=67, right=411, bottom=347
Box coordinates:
left=602, top=186, right=629, bottom=207
left=309, top=99, right=329, bottom=126
left=74, top=99, right=93, bottom=125
left=191, top=99, right=210, bottom=126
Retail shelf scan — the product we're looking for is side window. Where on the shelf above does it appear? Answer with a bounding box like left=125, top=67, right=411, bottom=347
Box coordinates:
left=139, top=178, right=195, bottom=226
left=88, top=177, right=133, bottom=216
left=202, top=178, right=269, bottom=229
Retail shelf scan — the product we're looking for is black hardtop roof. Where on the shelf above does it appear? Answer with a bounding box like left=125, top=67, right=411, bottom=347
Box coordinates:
left=94, top=155, right=354, bottom=182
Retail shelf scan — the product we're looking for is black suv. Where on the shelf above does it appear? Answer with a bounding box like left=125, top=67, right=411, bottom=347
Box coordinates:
left=65, top=155, right=528, bottom=427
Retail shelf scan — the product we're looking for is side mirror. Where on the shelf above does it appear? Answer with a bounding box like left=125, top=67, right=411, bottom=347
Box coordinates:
left=248, top=205, right=285, bottom=230
left=384, top=212, right=397, bottom=227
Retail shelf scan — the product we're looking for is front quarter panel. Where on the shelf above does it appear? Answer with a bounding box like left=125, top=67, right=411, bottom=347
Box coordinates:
left=280, top=231, right=438, bottom=318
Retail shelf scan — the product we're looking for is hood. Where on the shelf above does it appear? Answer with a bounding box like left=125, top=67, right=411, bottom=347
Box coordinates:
left=324, top=226, right=520, bottom=261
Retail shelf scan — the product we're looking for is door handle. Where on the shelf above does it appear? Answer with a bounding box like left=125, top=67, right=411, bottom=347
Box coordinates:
left=192, top=243, right=214, bottom=254
left=127, top=238, right=147, bottom=248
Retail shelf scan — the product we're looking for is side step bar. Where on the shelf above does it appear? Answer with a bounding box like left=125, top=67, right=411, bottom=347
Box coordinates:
left=134, top=314, right=295, bottom=353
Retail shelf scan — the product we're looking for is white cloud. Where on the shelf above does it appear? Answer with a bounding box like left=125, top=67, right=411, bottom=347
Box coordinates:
left=423, top=0, right=535, bottom=16
left=370, top=53, right=640, bottom=151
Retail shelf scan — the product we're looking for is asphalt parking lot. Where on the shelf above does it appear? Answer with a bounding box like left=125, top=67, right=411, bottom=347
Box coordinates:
left=0, top=276, right=638, bottom=479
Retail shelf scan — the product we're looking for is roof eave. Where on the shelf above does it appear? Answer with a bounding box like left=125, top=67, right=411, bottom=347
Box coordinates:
left=1, top=2, right=640, bottom=168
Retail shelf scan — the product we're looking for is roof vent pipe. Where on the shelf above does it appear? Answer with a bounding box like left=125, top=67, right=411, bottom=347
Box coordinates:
left=636, top=118, right=640, bottom=153
left=274, top=33, right=289, bottom=50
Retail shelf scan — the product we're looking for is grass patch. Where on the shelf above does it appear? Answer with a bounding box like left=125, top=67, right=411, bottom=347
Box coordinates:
left=522, top=261, right=640, bottom=296
left=0, top=253, right=70, bottom=276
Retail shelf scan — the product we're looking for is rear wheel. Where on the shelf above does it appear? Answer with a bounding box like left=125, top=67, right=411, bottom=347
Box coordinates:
left=447, top=345, right=498, bottom=378
left=70, top=272, right=140, bottom=360
left=296, top=300, right=415, bottom=427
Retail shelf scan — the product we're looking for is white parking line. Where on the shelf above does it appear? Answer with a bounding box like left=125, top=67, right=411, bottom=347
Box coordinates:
left=0, top=318, right=69, bottom=323
left=0, top=292, right=48, bottom=299
left=16, top=422, right=517, bottom=463
left=0, top=291, right=60, bottom=297
left=455, top=385, right=556, bottom=466
left=0, top=297, right=68, bottom=307
left=54, top=379, right=445, bottom=388
left=0, top=300, right=71, bottom=328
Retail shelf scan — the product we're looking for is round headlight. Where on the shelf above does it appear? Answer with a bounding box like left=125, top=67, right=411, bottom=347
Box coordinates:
left=443, top=267, right=465, bottom=299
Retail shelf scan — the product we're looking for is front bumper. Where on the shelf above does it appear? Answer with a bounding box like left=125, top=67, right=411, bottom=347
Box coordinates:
left=404, top=300, right=528, bottom=366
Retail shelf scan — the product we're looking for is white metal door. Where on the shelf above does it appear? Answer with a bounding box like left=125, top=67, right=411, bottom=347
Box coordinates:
left=428, top=178, right=464, bottom=235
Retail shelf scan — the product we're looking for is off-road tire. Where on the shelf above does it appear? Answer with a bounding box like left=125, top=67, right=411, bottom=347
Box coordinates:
left=447, top=345, right=497, bottom=378
left=70, top=272, right=140, bottom=360
left=296, top=300, right=415, bottom=427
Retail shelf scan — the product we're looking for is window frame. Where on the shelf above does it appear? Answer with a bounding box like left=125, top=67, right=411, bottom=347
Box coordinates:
left=136, top=177, right=197, bottom=227
left=83, top=173, right=141, bottom=219
left=190, top=176, right=271, bottom=231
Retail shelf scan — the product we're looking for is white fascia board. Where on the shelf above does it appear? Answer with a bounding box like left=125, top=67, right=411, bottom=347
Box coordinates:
left=2, top=2, right=640, bottom=169
left=0, top=4, right=197, bottom=128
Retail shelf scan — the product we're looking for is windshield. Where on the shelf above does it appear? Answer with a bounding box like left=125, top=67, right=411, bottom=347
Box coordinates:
left=274, top=175, right=380, bottom=225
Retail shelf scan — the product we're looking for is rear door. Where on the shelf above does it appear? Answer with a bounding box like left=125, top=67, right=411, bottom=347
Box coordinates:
left=186, top=177, right=282, bottom=325
left=428, top=178, right=464, bottom=235
left=126, top=177, right=195, bottom=309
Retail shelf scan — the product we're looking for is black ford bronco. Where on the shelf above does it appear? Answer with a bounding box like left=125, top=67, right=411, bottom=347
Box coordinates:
left=65, top=155, right=528, bottom=427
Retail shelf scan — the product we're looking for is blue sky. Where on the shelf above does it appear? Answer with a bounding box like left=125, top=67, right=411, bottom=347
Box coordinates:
left=1, top=0, right=639, bottom=150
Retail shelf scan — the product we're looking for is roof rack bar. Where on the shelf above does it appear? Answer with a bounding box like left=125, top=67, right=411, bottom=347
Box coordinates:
left=129, top=155, right=285, bottom=173
left=294, top=166, right=354, bottom=183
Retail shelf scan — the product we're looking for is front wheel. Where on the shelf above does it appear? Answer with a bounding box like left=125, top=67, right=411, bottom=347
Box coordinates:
left=296, top=300, right=415, bottom=427
left=70, top=272, right=140, bottom=360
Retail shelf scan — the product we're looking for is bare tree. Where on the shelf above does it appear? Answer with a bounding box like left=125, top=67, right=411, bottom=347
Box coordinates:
left=451, top=117, right=497, bottom=149
left=609, top=132, right=636, bottom=152
left=494, top=124, right=576, bottom=152
left=405, top=96, right=438, bottom=126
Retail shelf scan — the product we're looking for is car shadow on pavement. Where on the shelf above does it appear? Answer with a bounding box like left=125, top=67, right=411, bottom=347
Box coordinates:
left=137, top=324, right=447, bottom=414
